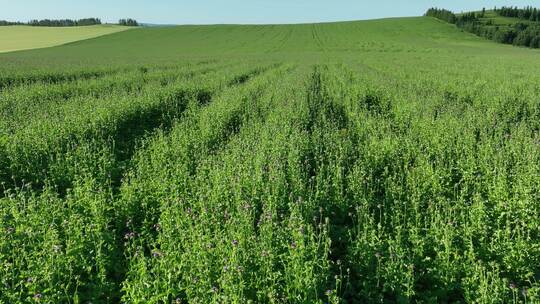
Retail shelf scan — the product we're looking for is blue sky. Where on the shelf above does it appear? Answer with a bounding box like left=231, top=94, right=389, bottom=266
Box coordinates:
left=1, top=0, right=539, bottom=24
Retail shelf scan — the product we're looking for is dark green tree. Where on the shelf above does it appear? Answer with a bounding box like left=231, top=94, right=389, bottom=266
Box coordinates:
left=119, top=19, right=139, bottom=26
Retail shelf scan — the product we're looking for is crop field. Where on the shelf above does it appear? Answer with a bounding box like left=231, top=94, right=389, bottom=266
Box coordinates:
left=1, top=16, right=540, bottom=303
left=0, top=25, right=129, bottom=53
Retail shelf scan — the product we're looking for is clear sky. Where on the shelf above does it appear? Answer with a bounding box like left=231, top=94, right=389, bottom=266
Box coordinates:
left=1, top=0, right=540, bottom=25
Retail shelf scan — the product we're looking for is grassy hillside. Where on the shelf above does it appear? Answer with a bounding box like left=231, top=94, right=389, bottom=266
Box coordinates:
left=1, top=17, right=540, bottom=303
left=0, top=17, right=527, bottom=67
left=0, top=24, right=130, bottom=53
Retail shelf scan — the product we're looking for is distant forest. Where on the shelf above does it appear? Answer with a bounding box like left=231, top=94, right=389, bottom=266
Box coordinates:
left=426, top=7, right=540, bottom=48
left=0, top=18, right=139, bottom=27
left=0, top=18, right=101, bottom=27
left=497, top=6, right=540, bottom=21
left=118, top=19, right=139, bottom=26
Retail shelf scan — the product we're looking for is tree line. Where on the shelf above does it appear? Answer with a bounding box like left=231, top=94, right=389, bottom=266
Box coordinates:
left=426, top=7, right=540, bottom=49
left=425, top=8, right=456, bottom=23
left=425, top=9, right=481, bottom=26
left=28, top=18, right=102, bottom=27
left=0, top=18, right=101, bottom=27
left=496, top=6, right=540, bottom=22
left=0, top=18, right=140, bottom=27
left=0, top=20, right=24, bottom=26
left=118, top=19, right=139, bottom=26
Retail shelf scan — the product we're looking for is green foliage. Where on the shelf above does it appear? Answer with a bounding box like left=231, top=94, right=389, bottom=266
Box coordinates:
left=427, top=6, right=540, bottom=49
left=27, top=18, right=102, bottom=27
left=118, top=19, right=139, bottom=27
left=0, top=20, right=24, bottom=26
left=496, top=6, right=540, bottom=21
left=425, top=8, right=456, bottom=24
left=1, top=17, right=540, bottom=303
left=0, top=18, right=102, bottom=27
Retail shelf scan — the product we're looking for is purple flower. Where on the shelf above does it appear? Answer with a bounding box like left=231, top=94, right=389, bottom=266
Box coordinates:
left=325, top=289, right=332, bottom=296
left=232, top=239, right=239, bottom=246
left=27, top=277, right=34, bottom=283
left=124, top=232, right=136, bottom=240
left=509, top=283, right=517, bottom=290
left=211, top=286, right=218, bottom=293
left=33, top=293, right=42, bottom=300
left=152, top=250, right=163, bottom=258
left=291, top=242, right=297, bottom=249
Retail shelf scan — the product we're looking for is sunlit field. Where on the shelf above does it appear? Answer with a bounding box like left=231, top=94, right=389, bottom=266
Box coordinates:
left=0, top=24, right=129, bottom=53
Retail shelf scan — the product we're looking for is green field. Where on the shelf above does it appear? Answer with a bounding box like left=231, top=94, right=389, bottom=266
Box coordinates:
left=1, top=17, right=540, bottom=303
left=0, top=25, right=130, bottom=53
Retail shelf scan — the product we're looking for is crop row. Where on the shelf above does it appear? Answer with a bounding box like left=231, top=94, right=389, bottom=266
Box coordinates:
left=2, top=62, right=540, bottom=303
left=0, top=62, right=292, bottom=302
left=0, top=61, right=235, bottom=135
left=0, top=63, right=276, bottom=193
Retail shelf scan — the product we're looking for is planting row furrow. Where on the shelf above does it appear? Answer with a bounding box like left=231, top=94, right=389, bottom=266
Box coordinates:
left=302, top=63, right=540, bottom=303
left=0, top=63, right=288, bottom=303
left=117, top=64, right=294, bottom=245
left=116, top=65, right=359, bottom=303
left=0, top=60, right=218, bottom=92
left=0, top=64, right=275, bottom=194
left=119, top=65, right=312, bottom=303
left=0, top=61, right=232, bottom=135
left=0, top=68, right=119, bottom=92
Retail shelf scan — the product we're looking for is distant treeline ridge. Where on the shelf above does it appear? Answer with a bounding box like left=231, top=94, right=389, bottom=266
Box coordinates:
left=497, top=6, right=540, bottom=21
left=0, top=18, right=140, bottom=27
left=118, top=19, right=139, bottom=26
left=0, top=18, right=102, bottom=27
left=426, top=7, right=540, bottom=48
